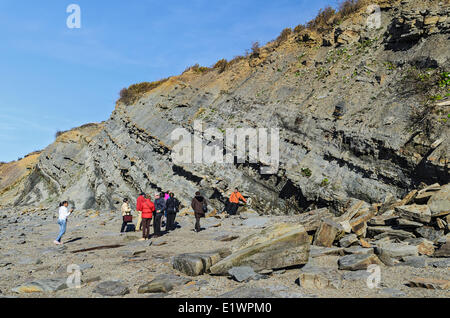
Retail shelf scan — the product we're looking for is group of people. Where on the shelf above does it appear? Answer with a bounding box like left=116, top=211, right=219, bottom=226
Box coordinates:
left=122, top=191, right=181, bottom=241
left=54, top=188, right=247, bottom=245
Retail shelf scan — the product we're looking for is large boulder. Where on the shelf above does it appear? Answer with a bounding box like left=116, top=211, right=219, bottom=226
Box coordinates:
left=210, top=223, right=310, bottom=275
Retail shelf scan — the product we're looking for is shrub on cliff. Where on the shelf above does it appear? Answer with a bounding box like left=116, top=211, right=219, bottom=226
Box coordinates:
left=213, top=59, right=228, bottom=73
left=118, top=79, right=169, bottom=105
left=307, top=6, right=337, bottom=32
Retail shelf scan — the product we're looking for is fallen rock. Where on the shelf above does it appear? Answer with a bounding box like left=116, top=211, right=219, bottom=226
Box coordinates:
left=298, top=266, right=341, bottom=289
left=415, top=227, right=444, bottom=243
left=228, top=266, right=258, bottom=282
left=396, top=256, right=428, bottom=268
left=342, top=270, right=371, bottom=281
left=172, top=249, right=230, bottom=276
left=339, top=234, right=358, bottom=248
left=428, top=258, right=450, bottom=268
left=314, top=218, right=343, bottom=247
left=406, top=277, right=450, bottom=290
left=367, top=226, right=416, bottom=240
left=395, top=218, right=424, bottom=229
left=338, top=254, right=382, bottom=271
left=210, top=223, right=310, bottom=275
left=405, top=238, right=435, bottom=256
left=93, top=281, right=129, bottom=296
left=138, top=274, right=190, bottom=293
left=434, top=240, right=450, bottom=257
left=349, top=209, right=376, bottom=237
left=310, top=246, right=345, bottom=257
left=343, top=246, right=374, bottom=255
left=427, top=184, right=450, bottom=217
left=374, top=243, right=418, bottom=259
left=394, top=205, right=431, bottom=223
left=12, top=278, right=68, bottom=294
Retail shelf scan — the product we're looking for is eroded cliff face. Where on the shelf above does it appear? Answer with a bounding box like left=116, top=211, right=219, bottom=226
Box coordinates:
left=1, top=0, right=449, bottom=214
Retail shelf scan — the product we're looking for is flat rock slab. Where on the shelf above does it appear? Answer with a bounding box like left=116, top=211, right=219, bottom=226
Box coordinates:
left=210, top=223, right=310, bottom=275
left=339, top=234, right=358, bottom=248
left=368, top=226, right=416, bottom=240
left=218, top=286, right=278, bottom=298
left=435, top=239, right=450, bottom=257
left=343, top=247, right=374, bottom=255
left=12, top=278, right=68, bottom=294
left=298, top=266, right=342, bottom=289
left=406, top=277, right=450, bottom=290
left=394, top=205, right=431, bottom=223
left=427, top=184, right=450, bottom=217
left=93, top=281, right=129, bottom=296
left=138, top=274, right=190, bottom=294
left=396, top=256, right=428, bottom=268
left=342, top=270, right=371, bottom=281
left=375, top=243, right=418, bottom=259
left=338, top=254, right=382, bottom=271
left=228, top=266, right=258, bottom=282
left=415, top=227, right=444, bottom=243
left=428, top=258, right=450, bottom=268
left=310, top=246, right=345, bottom=257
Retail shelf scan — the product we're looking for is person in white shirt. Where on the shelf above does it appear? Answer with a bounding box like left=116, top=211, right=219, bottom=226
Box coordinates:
left=54, top=201, right=73, bottom=245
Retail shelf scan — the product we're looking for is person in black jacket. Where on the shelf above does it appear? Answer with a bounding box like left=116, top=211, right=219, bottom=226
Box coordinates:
left=165, top=192, right=180, bottom=231
left=153, top=192, right=166, bottom=237
left=191, top=191, right=207, bottom=233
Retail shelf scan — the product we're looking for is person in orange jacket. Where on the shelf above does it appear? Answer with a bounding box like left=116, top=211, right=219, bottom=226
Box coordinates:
left=226, top=188, right=246, bottom=215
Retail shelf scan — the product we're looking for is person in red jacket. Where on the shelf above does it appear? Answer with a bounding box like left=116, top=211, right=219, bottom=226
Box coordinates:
left=139, top=194, right=155, bottom=241
left=136, top=192, right=145, bottom=231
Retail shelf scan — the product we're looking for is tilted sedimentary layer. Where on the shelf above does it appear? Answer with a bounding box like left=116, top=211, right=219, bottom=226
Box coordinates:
left=0, top=0, right=449, bottom=214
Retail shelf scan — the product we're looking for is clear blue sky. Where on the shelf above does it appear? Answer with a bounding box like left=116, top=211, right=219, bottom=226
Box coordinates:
left=0, top=0, right=337, bottom=162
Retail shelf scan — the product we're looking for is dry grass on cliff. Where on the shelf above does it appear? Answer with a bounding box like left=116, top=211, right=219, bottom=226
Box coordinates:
left=118, top=79, right=170, bottom=105
left=115, top=0, right=384, bottom=105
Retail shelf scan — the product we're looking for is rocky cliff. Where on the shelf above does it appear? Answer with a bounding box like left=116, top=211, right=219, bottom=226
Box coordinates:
left=1, top=0, right=449, bottom=215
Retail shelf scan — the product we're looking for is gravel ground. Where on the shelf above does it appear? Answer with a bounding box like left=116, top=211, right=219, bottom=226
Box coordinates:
left=0, top=209, right=448, bottom=298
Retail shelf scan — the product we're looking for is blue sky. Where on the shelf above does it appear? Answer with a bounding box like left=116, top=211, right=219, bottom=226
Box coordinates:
left=0, top=0, right=337, bottom=162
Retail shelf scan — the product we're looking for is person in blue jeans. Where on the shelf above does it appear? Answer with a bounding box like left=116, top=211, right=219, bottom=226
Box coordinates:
left=54, top=201, right=73, bottom=245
